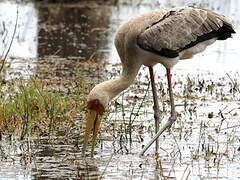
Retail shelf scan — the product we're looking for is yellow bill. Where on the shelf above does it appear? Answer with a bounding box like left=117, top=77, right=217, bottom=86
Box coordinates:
left=82, top=109, right=103, bottom=157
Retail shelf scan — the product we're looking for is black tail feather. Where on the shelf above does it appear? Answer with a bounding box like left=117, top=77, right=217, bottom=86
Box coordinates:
left=217, top=23, right=236, bottom=40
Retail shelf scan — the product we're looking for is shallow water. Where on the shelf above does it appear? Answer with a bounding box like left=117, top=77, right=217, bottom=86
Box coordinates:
left=0, top=0, right=240, bottom=179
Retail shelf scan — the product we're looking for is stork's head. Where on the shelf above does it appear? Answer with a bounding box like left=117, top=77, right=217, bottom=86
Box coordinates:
left=82, top=85, right=110, bottom=157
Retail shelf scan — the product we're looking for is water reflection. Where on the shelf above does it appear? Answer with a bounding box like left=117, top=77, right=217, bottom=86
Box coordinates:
left=37, top=3, right=112, bottom=59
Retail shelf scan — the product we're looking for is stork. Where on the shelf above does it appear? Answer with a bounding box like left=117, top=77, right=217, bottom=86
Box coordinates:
left=82, top=7, right=235, bottom=157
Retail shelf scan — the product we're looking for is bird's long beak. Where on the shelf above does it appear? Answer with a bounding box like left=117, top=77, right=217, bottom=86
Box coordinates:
left=82, top=109, right=103, bottom=157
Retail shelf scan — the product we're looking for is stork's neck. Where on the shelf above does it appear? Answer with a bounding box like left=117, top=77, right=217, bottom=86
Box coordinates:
left=105, top=63, right=142, bottom=100
left=89, top=62, right=142, bottom=108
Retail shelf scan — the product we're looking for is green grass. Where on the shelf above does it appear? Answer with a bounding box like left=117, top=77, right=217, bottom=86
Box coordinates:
left=0, top=72, right=87, bottom=140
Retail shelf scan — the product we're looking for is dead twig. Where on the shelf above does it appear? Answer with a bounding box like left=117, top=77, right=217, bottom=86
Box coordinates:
left=0, top=6, right=19, bottom=74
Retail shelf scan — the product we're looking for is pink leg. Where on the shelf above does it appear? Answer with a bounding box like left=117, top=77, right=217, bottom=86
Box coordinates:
left=139, top=68, right=177, bottom=156
left=149, top=67, right=160, bottom=155
left=166, top=68, right=177, bottom=120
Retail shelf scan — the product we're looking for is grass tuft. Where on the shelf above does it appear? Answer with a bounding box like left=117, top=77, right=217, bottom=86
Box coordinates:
left=0, top=73, right=87, bottom=140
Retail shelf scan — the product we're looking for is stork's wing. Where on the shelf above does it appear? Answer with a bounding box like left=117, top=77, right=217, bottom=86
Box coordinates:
left=137, top=7, right=235, bottom=58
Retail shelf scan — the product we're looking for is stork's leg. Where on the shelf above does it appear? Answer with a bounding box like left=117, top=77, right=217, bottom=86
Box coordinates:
left=166, top=68, right=177, bottom=121
left=148, top=67, right=160, bottom=155
left=139, top=68, right=177, bottom=156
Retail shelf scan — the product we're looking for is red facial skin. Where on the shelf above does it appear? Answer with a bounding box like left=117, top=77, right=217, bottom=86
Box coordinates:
left=87, top=99, right=104, bottom=115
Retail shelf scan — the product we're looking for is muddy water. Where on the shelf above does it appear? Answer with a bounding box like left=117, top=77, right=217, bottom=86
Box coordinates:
left=0, top=0, right=240, bottom=179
